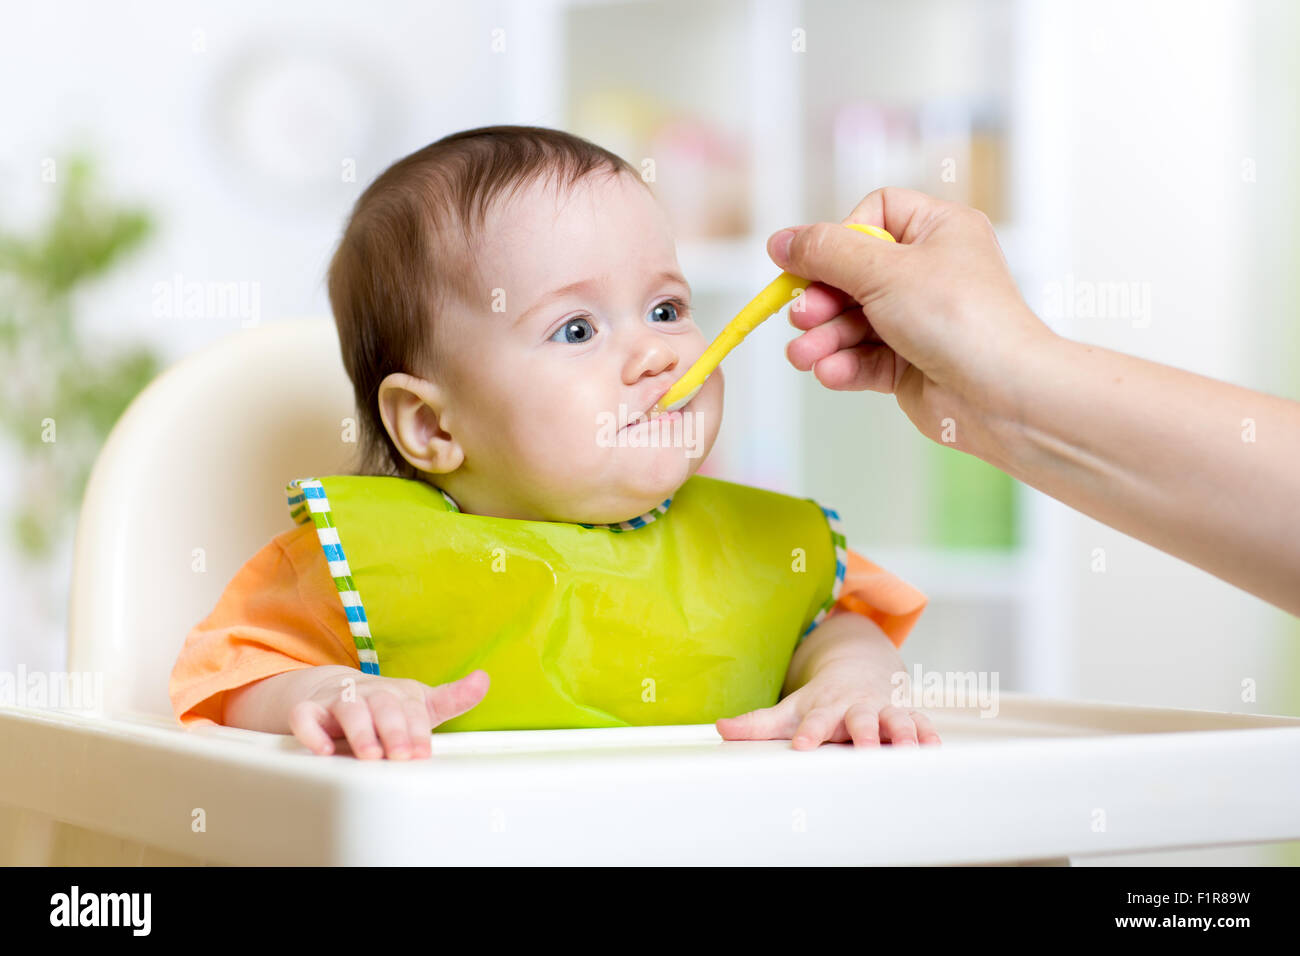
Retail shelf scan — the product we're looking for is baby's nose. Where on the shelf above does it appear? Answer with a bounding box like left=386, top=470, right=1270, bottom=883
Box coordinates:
left=625, top=335, right=678, bottom=381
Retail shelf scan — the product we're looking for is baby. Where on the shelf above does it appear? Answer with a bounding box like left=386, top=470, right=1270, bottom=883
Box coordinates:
left=169, top=125, right=937, bottom=759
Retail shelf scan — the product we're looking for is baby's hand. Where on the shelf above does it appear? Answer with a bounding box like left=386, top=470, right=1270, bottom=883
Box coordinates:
left=289, top=669, right=489, bottom=760
left=716, top=641, right=940, bottom=750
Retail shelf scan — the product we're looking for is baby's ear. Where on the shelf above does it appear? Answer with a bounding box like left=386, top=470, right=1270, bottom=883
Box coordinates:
left=376, top=373, right=463, bottom=475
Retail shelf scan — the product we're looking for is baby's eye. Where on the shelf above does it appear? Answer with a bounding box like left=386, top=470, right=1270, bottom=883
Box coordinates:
left=550, top=317, right=596, bottom=344
left=648, top=299, right=686, bottom=324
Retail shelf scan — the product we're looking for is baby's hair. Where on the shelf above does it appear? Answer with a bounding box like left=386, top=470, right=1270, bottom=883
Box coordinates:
left=327, top=124, right=642, bottom=480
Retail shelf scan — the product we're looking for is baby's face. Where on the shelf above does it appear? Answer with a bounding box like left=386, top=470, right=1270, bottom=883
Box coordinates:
left=431, top=171, right=723, bottom=523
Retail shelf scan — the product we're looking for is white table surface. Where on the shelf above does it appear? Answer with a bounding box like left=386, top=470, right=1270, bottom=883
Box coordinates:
left=3, top=692, right=1298, bottom=865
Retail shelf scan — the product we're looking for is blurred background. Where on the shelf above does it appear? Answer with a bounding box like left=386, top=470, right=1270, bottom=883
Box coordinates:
left=2, top=0, right=1296, bottom=863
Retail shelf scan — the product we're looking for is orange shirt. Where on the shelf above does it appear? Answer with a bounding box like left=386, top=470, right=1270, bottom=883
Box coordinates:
left=170, top=522, right=927, bottom=728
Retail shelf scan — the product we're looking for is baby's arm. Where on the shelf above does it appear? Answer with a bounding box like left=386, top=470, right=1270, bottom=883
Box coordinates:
left=221, top=665, right=353, bottom=733
left=171, top=525, right=489, bottom=759
left=223, top=665, right=489, bottom=760
left=786, top=610, right=938, bottom=747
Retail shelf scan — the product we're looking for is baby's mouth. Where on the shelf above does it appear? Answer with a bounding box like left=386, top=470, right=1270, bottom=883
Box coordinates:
left=626, top=384, right=683, bottom=427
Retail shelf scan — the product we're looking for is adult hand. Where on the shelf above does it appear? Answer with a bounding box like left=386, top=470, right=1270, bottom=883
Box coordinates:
left=770, top=188, right=1300, bottom=616
left=770, top=187, right=1053, bottom=449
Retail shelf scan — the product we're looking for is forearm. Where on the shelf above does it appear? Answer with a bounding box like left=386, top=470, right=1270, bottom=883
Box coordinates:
left=783, top=612, right=898, bottom=697
left=221, top=664, right=357, bottom=733
left=974, top=333, right=1300, bottom=614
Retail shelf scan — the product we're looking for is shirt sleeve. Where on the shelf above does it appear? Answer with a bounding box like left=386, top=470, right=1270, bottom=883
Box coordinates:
left=168, top=523, right=360, bottom=728
left=827, top=547, right=928, bottom=649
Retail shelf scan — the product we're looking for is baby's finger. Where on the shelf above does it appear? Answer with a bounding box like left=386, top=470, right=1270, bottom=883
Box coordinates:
left=367, top=690, right=413, bottom=759
left=843, top=703, right=882, bottom=749
left=911, top=710, right=943, bottom=746
left=331, top=699, right=384, bottom=760
left=878, top=706, right=920, bottom=747
left=715, top=700, right=796, bottom=741
left=425, top=669, right=491, bottom=727
left=792, top=706, right=840, bottom=751
left=287, top=700, right=336, bottom=756
left=402, top=695, right=433, bottom=758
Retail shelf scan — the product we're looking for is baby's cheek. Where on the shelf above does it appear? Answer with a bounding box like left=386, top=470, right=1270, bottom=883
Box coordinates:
left=511, top=411, right=601, bottom=481
left=569, top=415, right=613, bottom=472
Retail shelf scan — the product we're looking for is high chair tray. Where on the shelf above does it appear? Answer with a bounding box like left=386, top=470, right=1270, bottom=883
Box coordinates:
left=2, top=692, right=1298, bottom=865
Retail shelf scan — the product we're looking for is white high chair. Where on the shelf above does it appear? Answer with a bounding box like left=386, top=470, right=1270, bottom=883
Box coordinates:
left=2, top=318, right=1298, bottom=866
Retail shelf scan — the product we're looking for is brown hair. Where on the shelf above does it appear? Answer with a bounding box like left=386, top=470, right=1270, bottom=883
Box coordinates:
left=327, top=124, right=642, bottom=479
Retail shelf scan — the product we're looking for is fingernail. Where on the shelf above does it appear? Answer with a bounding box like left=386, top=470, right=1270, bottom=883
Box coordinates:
left=771, top=228, right=795, bottom=263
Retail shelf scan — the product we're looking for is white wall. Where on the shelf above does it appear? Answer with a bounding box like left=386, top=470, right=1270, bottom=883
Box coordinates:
left=1032, top=0, right=1297, bottom=718
left=1, top=0, right=512, bottom=359
left=1, top=0, right=514, bottom=668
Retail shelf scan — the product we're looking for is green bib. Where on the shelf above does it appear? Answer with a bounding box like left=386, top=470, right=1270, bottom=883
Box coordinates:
left=285, top=474, right=847, bottom=731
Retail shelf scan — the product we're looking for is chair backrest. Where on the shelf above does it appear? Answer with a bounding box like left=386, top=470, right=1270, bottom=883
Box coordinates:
left=68, top=318, right=358, bottom=718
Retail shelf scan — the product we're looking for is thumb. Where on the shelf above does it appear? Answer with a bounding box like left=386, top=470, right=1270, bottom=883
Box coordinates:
left=425, top=669, right=490, bottom=725
left=766, top=222, right=901, bottom=308
left=715, top=698, right=799, bottom=740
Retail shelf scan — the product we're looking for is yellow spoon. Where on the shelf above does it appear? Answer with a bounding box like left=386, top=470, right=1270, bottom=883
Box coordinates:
left=654, top=222, right=897, bottom=413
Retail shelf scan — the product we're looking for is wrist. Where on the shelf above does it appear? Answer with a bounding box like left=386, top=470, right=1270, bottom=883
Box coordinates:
left=222, top=664, right=357, bottom=732
left=952, top=320, right=1069, bottom=478
left=806, top=614, right=896, bottom=672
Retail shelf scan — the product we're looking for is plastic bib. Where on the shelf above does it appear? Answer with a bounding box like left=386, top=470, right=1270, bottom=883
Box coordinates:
left=285, top=473, right=846, bottom=731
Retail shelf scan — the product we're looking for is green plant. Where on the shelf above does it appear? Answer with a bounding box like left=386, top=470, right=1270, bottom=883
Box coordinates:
left=0, top=154, right=159, bottom=560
